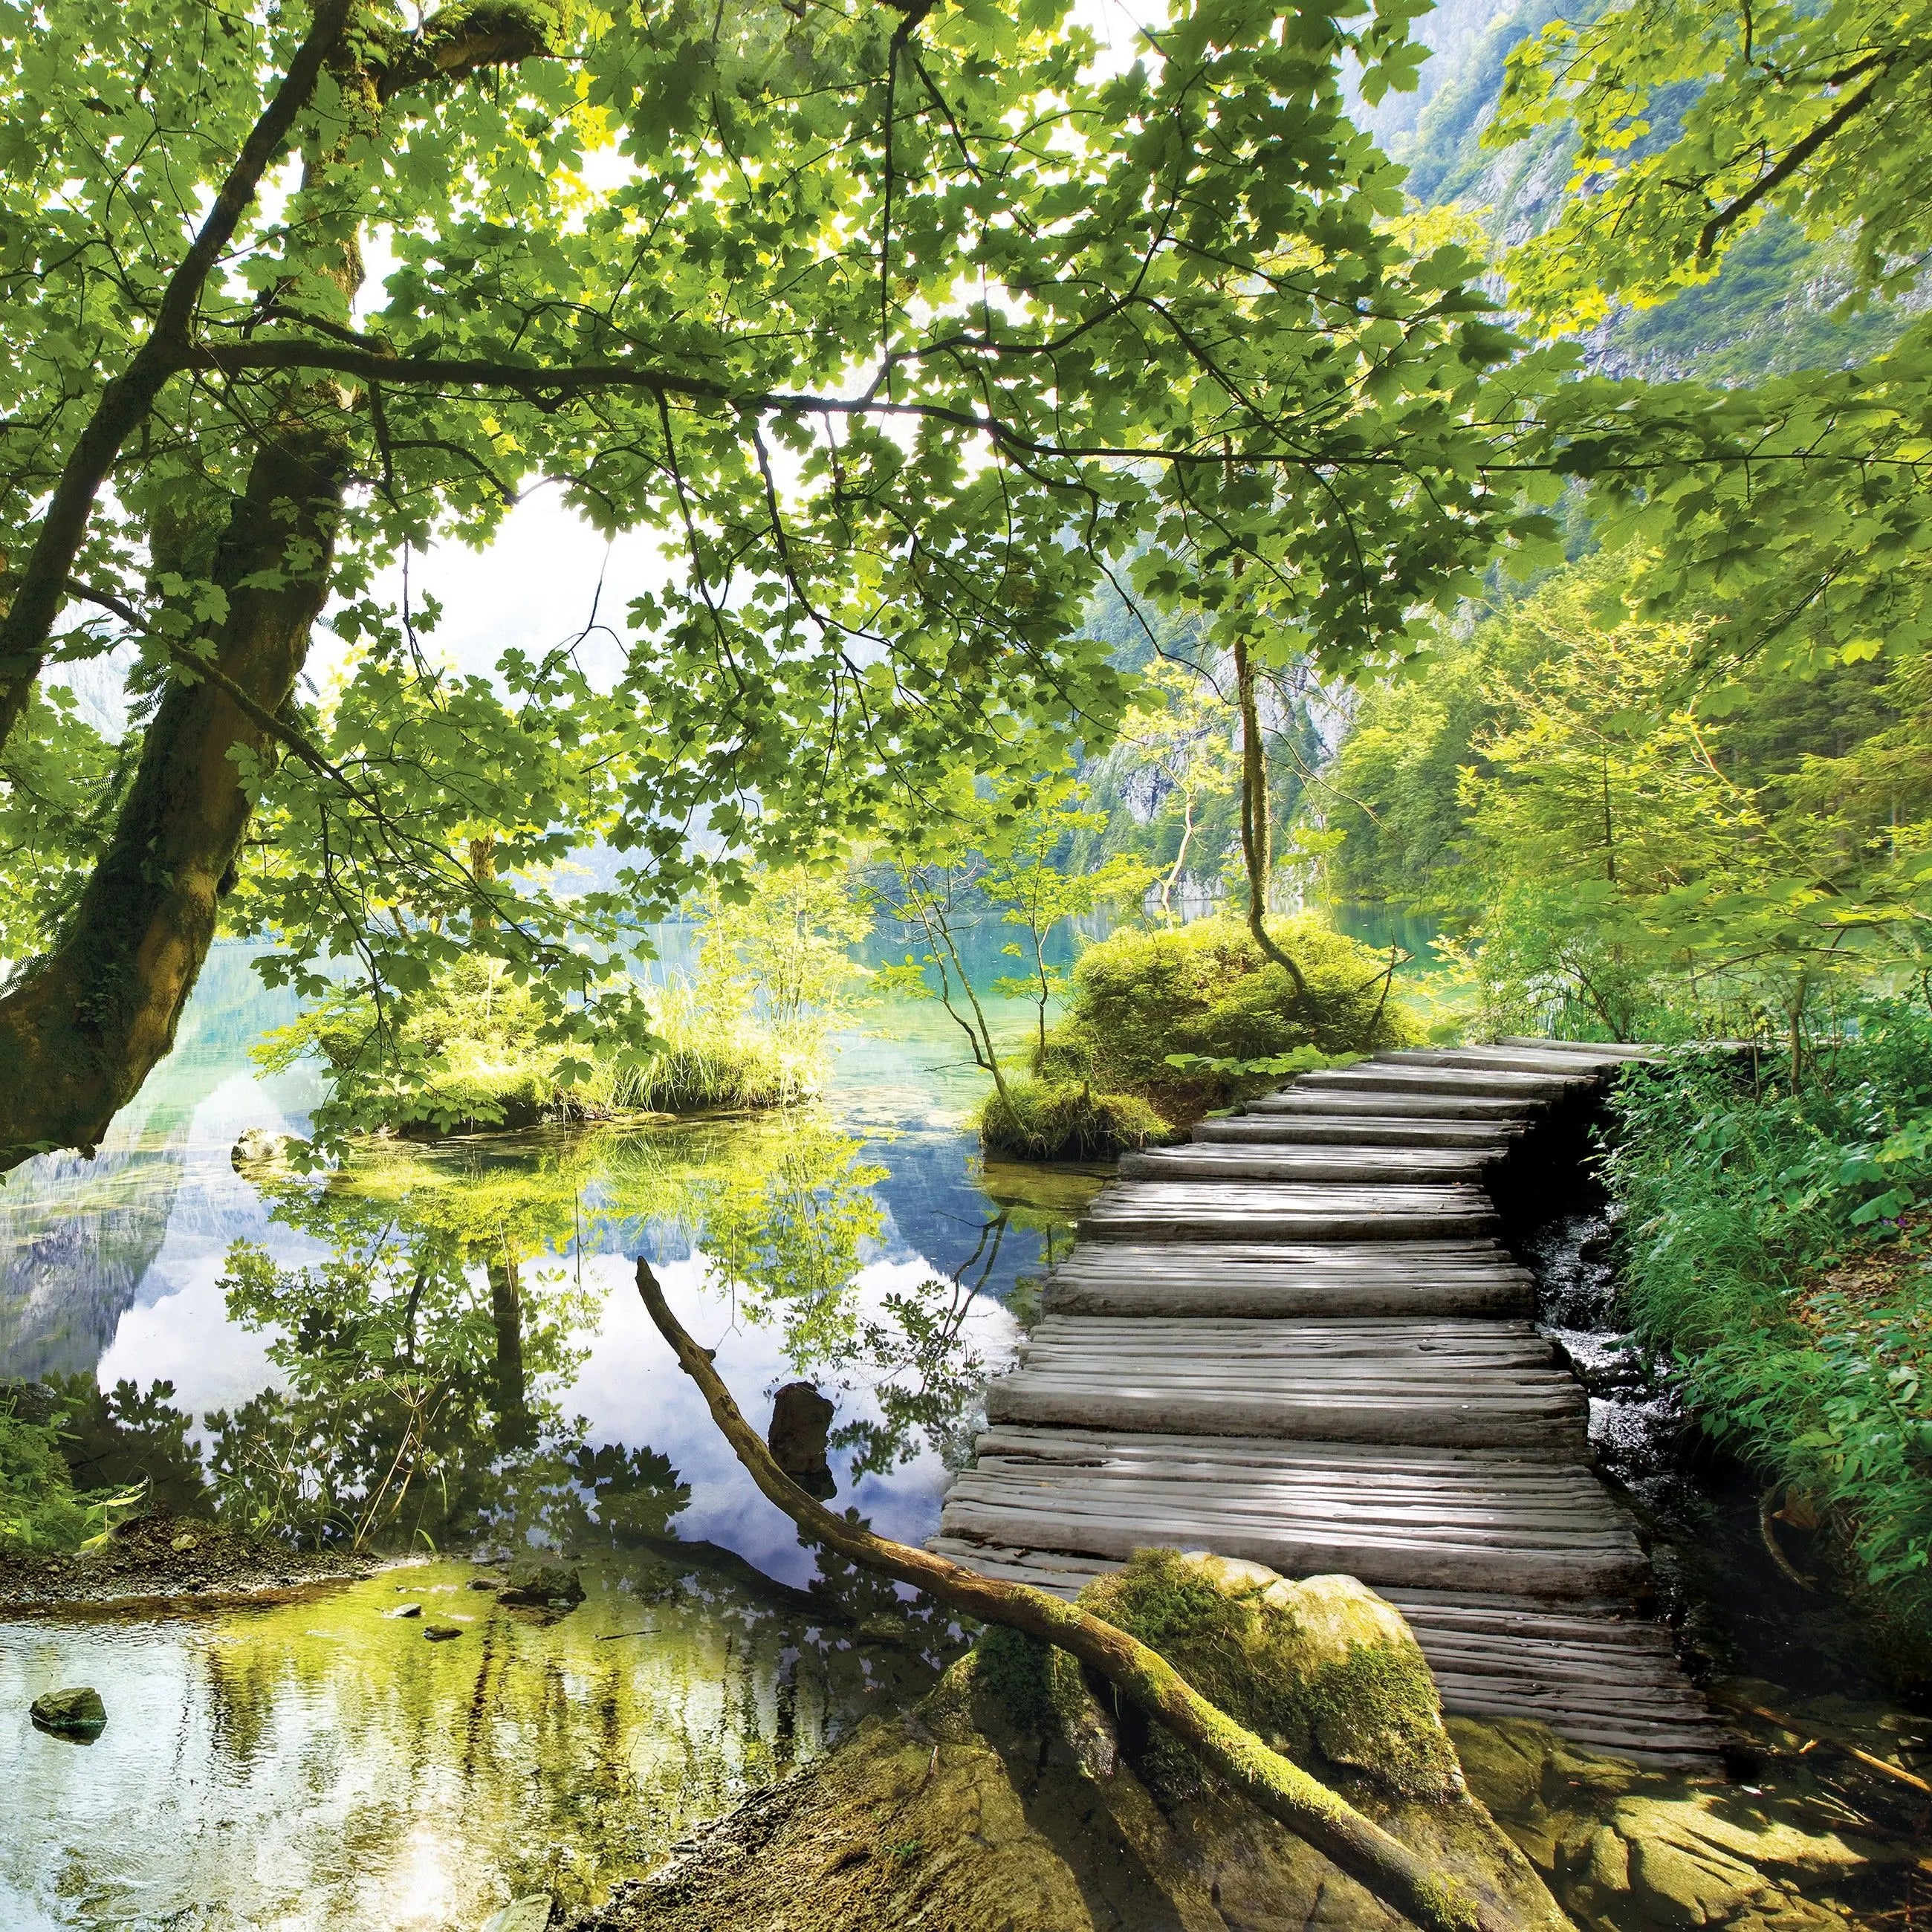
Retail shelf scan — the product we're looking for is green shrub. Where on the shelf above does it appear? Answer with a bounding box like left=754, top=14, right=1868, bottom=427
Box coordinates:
left=263, top=957, right=826, bottom=1136
left=1038, top=915, right=1420, bottom=1121
left=609, top=976, right=823, bottom=1113
left=0, top=1392, right=144, bottom=1554
left=978, top=1079, right=1169, bottom=1160
left=1607, top=1005, right=1932, bottom=1639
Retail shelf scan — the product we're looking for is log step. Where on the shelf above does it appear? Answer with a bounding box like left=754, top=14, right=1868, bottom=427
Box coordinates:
left=1243, top=1092, right=1542, bottom=1121
left=1080, top=1180, right=1500, bottom=1243
left=1294, top=1067, right=1581, bottom=1101
left=1121, top=1145, right=1493, bottom=1184
left=1193, top=1117, right=1522, bottom=1150
left=984, top=1340, right=1589, bottom=1450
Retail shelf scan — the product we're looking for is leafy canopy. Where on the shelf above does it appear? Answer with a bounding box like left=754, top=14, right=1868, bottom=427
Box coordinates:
left=0, top=0, right=1554, bottom=1125
left=1487, top=0, right=1932, bottom=680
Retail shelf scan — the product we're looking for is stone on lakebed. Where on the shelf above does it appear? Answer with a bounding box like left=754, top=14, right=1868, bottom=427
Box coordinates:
left=30, top=1687, right=107, bottom=1737
left=498, top=1558, right=584, bottom=1608
left=480, top=1895, right=553, bottom=1932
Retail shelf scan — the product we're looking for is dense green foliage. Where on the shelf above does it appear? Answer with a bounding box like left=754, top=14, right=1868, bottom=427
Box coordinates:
left=1324, top=549, right=1928, bottom=1045
left=0, top=0, right=1560, bottom=1172
left=1607, top=1014, right=1932, bottom=1630
left=262, top=867, right=871, bottom=1135
left=1039, top=915, right=1416, bottom=1118
left=0, top=1387, right=142, bottom=1552
left=1485, top=0, right=1932, bottom=687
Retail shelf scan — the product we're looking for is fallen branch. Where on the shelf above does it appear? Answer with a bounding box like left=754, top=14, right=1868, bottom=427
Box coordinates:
left=1711, top=1688, right=1932, bottom=1798
left=634, top=1257, right=1509, bottom=1932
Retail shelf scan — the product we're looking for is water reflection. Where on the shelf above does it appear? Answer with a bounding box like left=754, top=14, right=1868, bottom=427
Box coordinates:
left=1, top=1558, right=932, bottom=1931
left=190, top=1114, right=1033, bottom=1559
left=1, top=940, right=1104, bottom=1930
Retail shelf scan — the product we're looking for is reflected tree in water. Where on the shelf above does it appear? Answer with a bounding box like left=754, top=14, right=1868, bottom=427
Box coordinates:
left=199, top=1112, right=1076, bottom=1554
left=211, top=1141, right=684, bottom=1552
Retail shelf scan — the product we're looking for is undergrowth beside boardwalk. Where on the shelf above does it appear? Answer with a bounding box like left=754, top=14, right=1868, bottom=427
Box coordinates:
left=1605, top=1009, right=1932, bottom=1659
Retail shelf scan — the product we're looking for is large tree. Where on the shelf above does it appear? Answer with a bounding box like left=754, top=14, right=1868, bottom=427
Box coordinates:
left=0, top=0, right=1550, bottom=1170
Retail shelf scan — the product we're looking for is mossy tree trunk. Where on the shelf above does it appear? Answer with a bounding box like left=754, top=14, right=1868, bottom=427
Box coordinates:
left=635, top=1257, right=1510, bottom=1932
left=0, top=409, right=349, bottom=1164
left=0, top=4, right=557, bottom=1173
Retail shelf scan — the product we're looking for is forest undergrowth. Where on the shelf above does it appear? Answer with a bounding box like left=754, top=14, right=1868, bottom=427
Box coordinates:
left=1605, top=1009, right=1932, bottom=1662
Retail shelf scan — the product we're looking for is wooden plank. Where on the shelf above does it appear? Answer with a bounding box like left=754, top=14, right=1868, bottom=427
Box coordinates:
left=1244, top=1092, right=1540, bottom=1120
left=1494, top=1037, right=1659, bottom=1062
left=1050, top=1239, right=1523, bottom=1272
left=1043, top=1276, right=1536, bottom=1319
left=1192, top=1118, right=1521, bottom=1148
left=1025, top=1312, right=1549, bottom=1344
left=1292, top=1067, right=1578, bottom=1100
left=985, top=1381, right=1588, bottom=1450
left=947, top=1476, right=1636, bottom=1544
left=1121, top=1147, right=1491, bottom=1183
left=937, top=1505, right=1642, bottom=1597
left=1091, top=1181, right=1494, bottom=1210
left=973, top=1426, right=1600, bottom=1480
left=1378, top=1049, right=1618, bottom=1079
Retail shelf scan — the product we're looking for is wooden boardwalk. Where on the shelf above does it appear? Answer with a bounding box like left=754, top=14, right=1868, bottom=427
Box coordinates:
left=935, top=1040, right=1722, bottom=1768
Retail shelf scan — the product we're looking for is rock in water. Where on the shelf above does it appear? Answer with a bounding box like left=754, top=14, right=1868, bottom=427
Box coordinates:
left=423, top=1624, right=464, bottom=1642
left=767, top=1382, right=836, bottom=1500
left=230, top=1128, right=306, bottom=1171
left=499, top=1558, right=584, bottom=1607
left=30, top=1687, right=107, bottom=1739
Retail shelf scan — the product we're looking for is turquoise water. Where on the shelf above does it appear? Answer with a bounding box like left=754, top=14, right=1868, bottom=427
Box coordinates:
left=0, top=908, right=1439, bottom=1930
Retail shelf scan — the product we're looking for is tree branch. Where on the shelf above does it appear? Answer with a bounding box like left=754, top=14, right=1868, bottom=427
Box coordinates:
left=180, top=340, right=1387, bottom=473
left=374, top=1, right=561, bottom=103
left=632, top=1257, right=1506, bottom=1932
left=62, top=580, right=363, bottom=791
left=0, top=0, right=355, bottom=750
left=1695, top=66, right=1889, bottom=262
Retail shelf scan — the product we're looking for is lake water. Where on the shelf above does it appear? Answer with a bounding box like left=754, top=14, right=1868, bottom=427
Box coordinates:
left=0, top=938, right=1103, bottom=1932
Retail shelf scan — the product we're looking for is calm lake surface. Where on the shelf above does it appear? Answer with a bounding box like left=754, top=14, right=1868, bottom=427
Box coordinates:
left=0, top=937, right=1103, bottom=1932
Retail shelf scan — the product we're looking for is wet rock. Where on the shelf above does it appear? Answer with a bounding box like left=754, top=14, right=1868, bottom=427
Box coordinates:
left=564, top=1551, right=1561, bottom=1932
left=1078, top=1552, right=1464, bottom=1803
left=468, top=1577, right=503, bottom=1592
left=230, top=1128, right=306, bottom=1170
left=30, top=1686, right=106, bottom=1738
left=767, top=1382, right=836, bottom=1501
left=499, top=1558, right=584, bottom=1608
left=424, top=1624, right=464, bottom=1641
left=386, top=1604, right=424, bottom=1619
left=482, top=1895, right=554, bottom=1932
left=1452, top=1715, right=1910, bottom=1932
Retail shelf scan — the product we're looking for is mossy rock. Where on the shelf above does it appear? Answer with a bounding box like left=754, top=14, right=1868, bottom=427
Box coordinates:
left=572, top=1552, right=1566, bottom=1932
left=976, top=1079, right=1170, bottom=1161
left=1037, top=915, right=1422, bottom=1122
left=1077, top=1550, right=1462, bottom=1803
